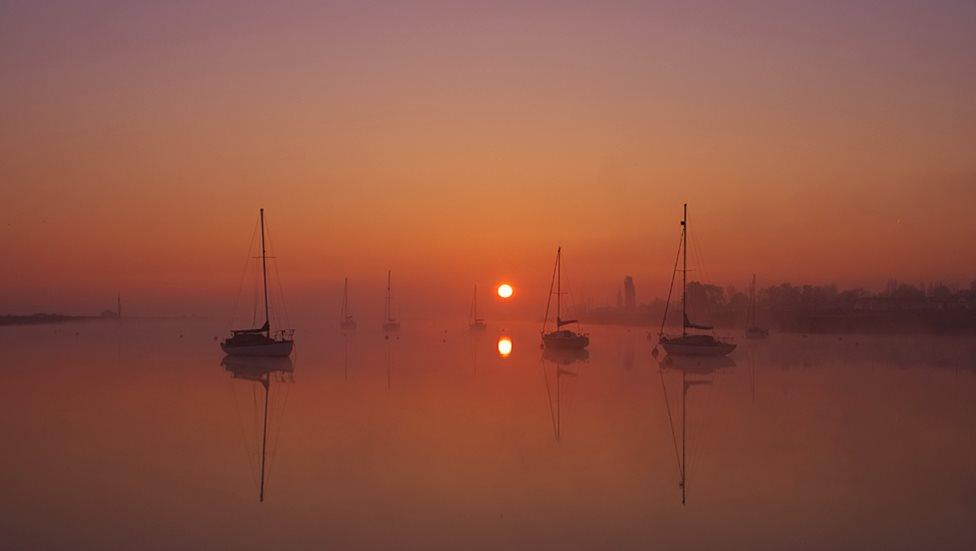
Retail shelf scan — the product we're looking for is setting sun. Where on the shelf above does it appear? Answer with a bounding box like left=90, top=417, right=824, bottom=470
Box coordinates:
left=497, top=283, right=514, bottom=299
left=497, top=336, right=513, bottom=358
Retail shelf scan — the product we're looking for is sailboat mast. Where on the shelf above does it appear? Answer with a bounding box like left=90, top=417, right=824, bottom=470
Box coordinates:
left=386, top=270, right=392, bottom=321
left=343, top=277, right=349, bottom=318
left=260, top=208, right=270, bottom=336
left=259, top=374, right=270, bottom=502
left=556, top=247, right=562, bottom=322
left=750, top=273, right=756, bottom=325
left=472, top=284, right=478, bottom=320
left=681, top=204, right=687, bottom=338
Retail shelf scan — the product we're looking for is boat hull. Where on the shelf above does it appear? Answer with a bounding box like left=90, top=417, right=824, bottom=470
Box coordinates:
left=745, top=327, right=769, bottom=339
left=661, top=340, right=735, bottom=357
left=543, top=333, right=590, bottom=350
left=221, top=340, right=294, bottom=357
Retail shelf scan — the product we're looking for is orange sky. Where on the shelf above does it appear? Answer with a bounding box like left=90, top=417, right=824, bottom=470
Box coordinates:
left=2, top=1, right=974, bottom=317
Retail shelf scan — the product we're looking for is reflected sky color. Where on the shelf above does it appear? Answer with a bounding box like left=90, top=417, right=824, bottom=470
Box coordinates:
left=0, top=320, right=973, bottom=548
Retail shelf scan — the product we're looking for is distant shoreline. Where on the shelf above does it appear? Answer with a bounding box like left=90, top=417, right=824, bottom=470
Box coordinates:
left=0, top=314, right=200, bottom=326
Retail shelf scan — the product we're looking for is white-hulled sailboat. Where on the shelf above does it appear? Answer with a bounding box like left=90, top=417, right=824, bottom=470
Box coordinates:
left=340, top=277, right=357, bottom=331
left=221, top=209, right=294, bottom=357
left=657, top=204, right=735, bottom=357
left=382, top=270, right=400, bottom=332
left=541, top=247, right=589, bottom=350
left=469, top=284, right=487, bottom=331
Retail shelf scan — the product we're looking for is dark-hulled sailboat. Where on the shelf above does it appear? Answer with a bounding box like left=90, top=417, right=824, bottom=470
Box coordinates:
left=657, top=204, right=735, bottom=357
left=745, top=273, right=769, bottom=339
left=469, top=284, right=487, bottom=331
left=541, top=247, right=589, bottom=350
left=221, top=209, right=294, bottom=357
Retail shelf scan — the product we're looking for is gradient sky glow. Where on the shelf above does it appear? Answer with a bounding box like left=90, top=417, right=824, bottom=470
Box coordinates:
left=2, top=1, right=975, bottom=317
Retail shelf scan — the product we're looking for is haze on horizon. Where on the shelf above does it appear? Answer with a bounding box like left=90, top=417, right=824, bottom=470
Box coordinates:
left=2, top=1, right=974, bottom=319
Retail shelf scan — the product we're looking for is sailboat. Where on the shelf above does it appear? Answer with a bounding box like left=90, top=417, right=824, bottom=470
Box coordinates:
left=222, top=356, right=294, bottom=502
left=541, top=247, right=589, bottom=350
left=745, top=273, right=769, bottom=339
left=469, top=284, right=487, bottom=330
left=382, top=270, right=401, bottom=332
left=340, top=277, right=357, bottom=331
left=657, top=204, right=735, bottom=357
left=221, top=209, right=295, bottom=357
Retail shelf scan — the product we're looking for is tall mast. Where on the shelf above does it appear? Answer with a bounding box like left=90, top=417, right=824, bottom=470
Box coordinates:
left=386, top=270, right=392, bottom=321
left=343, top=277, right=349, bottom=318
left=681, top=204, right=687, bottom=338
left=750, top=273, right=757, bottom=325
left=472, top=284, right=478, bottom=320
left=556, top=247, right=562, bottom=322
left=260, top=208, right=270, bottom=336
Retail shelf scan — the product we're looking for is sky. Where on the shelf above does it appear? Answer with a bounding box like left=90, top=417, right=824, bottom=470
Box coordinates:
left=1, top=1, right=975, bottom=319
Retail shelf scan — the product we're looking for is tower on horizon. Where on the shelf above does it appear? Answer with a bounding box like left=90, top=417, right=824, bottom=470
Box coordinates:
left=623, top=276, right=636, bottom=311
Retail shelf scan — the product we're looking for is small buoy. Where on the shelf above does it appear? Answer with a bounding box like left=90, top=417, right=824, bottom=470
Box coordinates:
left=651, top=347, right=660, bottom=358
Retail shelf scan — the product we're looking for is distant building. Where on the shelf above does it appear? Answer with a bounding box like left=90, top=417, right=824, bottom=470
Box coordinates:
left=623, top=276, right=636, bottom=311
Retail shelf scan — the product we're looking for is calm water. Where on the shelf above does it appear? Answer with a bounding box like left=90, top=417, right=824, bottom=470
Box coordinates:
left=1, top=320, right=974, bottom=549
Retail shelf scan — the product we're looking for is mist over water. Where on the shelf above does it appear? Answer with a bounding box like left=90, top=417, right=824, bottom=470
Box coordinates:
left=1, top=320, right=973, bottom=549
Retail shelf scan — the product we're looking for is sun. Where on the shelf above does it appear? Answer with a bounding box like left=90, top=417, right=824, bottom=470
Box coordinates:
left=497, top=336, right=513, bottom=358
left=497, top=283, right=514, bottom=299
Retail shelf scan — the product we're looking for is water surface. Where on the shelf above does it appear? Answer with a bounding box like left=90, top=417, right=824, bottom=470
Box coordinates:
left=1, top=320, right=974, bottom=549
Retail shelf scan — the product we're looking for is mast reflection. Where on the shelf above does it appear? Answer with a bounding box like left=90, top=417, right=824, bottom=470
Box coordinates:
left=542, top=348, right=588, bottom=442
left=657, top=355, right=734, bottom=505
left=222, top=355, right=295, bottom=503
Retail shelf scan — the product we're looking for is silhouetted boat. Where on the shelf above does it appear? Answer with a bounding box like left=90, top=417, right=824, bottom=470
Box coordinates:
left=221, top=209, right=294, bottom=357
left=541, top=247, right=589, bottom=350
left=382, top=270, right=400, bottom=332
left=745, top=273, right=769, bottom=339
left=657, top=204, right=735, bottom=357
left=340, top=277, right=357, bottom=331
left=469, top=284, right=487, bottom=330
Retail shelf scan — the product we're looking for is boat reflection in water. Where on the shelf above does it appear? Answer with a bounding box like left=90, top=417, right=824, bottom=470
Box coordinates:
left=222, top=355, right=295, bottom=503
left=657, top=354, right=735, bottom=505
left=542, top=348, right=589, bottom=442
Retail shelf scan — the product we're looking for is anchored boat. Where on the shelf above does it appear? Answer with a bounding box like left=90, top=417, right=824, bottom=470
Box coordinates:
left=656, top=204, right=735, bottom=357
left=383, top=270, right=401, bottom=332
left=744, top=273, right=769, bottom=339
left=541, top=247, right=589, bottom=350
left=340, top=277, right=357, bottom=331
left=469, top=284, right=487, bottom=331
left=221, top=209, right=294, bottom=357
